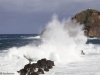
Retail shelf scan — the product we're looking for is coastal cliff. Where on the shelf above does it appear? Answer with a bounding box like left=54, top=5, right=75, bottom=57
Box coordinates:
left=41, top=9, right=100, bottom=38
left=72, top=9, right=100, bottom=37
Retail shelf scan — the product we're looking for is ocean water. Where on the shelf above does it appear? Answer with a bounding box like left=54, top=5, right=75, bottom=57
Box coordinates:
left=0, top=15, right=100, bottom=75
left=0, top=34, right=41, bottom=50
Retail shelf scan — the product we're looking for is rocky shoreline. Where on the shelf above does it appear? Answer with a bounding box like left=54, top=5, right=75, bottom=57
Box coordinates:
left=17, top=58, right=55, bottom=75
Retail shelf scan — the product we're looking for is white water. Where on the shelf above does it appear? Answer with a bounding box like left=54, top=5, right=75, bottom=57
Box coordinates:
left=0, top=15, right=100, bottom=75
left=23, top=36, right=40, bottom=39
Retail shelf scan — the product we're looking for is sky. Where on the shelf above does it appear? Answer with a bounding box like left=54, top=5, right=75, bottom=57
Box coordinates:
left=0, top=0, right=100, bottom=34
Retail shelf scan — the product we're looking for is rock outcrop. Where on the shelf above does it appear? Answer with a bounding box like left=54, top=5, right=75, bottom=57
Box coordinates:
left=17, top=58, right=55, bottom=75
left=40, top=9, right=100, bottom=38
left=72, top=9, right=100, bottom=37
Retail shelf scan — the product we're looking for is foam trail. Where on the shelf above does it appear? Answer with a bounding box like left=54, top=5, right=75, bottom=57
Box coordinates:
left=0, top=15, right=88, bottom=74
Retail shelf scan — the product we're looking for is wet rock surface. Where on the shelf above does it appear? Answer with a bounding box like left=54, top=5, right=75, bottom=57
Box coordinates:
left=17, top=58, right=55, bottom=75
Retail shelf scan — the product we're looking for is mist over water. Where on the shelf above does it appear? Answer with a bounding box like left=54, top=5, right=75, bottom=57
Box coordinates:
left=40, top=15, right=87, bottom=62
left=0, top=15, right=92, bottom=74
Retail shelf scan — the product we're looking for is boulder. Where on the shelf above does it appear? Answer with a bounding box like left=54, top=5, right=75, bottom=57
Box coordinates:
left=17, top=58, right=55, bottom=75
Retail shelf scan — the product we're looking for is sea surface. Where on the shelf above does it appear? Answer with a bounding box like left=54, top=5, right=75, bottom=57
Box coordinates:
left=0, top=17, right=100, bottom=75
left=0, top=34, right=99, bottom=51
left=0, top=34, right=41, bottom=50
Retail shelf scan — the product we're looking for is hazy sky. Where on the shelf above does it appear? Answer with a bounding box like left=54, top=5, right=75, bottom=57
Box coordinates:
left=0, top=0, right=100, bottom=34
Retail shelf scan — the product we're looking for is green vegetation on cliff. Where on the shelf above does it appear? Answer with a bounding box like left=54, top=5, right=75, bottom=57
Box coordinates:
left=72, top=9, right=100, bottom=37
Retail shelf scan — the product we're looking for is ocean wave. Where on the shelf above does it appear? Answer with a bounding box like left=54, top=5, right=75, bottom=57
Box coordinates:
left=0, top=15, right=100, bottom=75
left=23, top=36, right=40, bottom=39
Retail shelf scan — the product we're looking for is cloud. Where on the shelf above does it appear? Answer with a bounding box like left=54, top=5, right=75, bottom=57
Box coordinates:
left=0, top=0, right=100, bottom=34
left=0, top=0, right=99, bottom=13
left=0, top=0, right=60, bottom=12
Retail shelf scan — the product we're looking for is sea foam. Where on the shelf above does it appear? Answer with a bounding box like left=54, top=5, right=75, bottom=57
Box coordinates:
left=0, top=15, right=89, bottom=74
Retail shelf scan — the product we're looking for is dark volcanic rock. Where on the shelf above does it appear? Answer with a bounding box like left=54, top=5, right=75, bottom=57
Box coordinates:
left=46, top=60, right=55, bottom=69
left=17, top=58, right=55, bottom=75
left=17, top=69, right=27, bottom=75
left=37, top=68, right=44, bottom=74
left=31, top=72, right=39, bottom=75
left=37, top=58, right=47, bottom=68
left=72, top=9, right=100, bottom=37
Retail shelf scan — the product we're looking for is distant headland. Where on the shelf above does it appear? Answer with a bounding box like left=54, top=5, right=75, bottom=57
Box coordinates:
left=72, top=9, right=100, bottom=37
left=41, top=9, right=100, bottom=38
